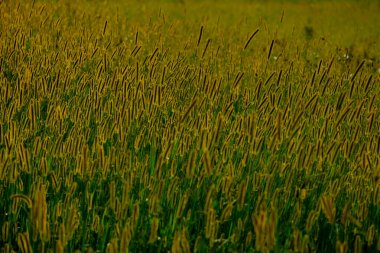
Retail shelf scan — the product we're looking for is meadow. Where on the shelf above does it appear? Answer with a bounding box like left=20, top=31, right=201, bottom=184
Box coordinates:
left=1, top=0, right=380, bottom=252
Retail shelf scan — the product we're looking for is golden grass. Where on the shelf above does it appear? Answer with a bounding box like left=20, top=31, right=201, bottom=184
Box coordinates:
left=0, top=0, right=380, bottom=252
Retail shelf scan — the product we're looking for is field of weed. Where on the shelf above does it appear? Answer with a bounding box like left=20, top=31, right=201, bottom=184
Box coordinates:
left=1, top=0, right=380, bottom=252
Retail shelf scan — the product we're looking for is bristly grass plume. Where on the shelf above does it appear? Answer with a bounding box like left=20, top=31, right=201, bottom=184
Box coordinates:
left=0, top=0, right=380, bottom=252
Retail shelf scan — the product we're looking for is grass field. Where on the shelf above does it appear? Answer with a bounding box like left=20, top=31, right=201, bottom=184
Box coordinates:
left=1, top=0, right=380, bottom=252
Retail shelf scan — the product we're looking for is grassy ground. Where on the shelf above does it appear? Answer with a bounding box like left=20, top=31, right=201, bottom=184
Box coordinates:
left=1, top=0, right=380, bottom=252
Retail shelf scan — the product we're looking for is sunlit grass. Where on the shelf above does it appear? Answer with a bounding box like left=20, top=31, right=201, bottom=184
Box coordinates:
left=1, top=0, right=380, bottom=252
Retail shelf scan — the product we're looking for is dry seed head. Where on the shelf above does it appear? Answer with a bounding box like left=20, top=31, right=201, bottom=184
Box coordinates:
left=252, top=210, right=266, bottom=251
left=171, top=230, right=182, bottom=253
left=204, top=185, right=215, bottom=212
left=17, top=232, right=32, bottom=253
left=65, top=205, right=80, bottom=241
left=185, top=149, right=196, bottom=178
left=244, top=29, right=259, bottom=50
left=292, top=228, right=301, bottom=252
left=205, top=207, right=217, bottom=244
left=220, top=202, right=233, bottom=222
left=202, top=149, right=212, bottom=176
left=351, top=60, right=365, bottom=82
left=148, top=218, right=160, bottom=244
left=366, top=225, right=376, bottom=246
left=11, top=194, right=32, bottom=208
left=132, top=202, right=140, bottom=229
left=109, top=181, right=116, bottom=211
left=2, top=221, right=9, bottom=242
left=302, top=235, right=310, bottom=253
left=305, top=210, right=319, bottom=233
left=202, top=39, right=211, bottom=58
left=336, top=240, right=348, bottom=253
left=233, top=72, right=244, bottom=89
left=354, top=235, right=362, bottom=253
left=320, top=195, right=336, bottom=224
left=268, top=39, right=274, bottom=60
left=120, top=225, right=132, bottom=252
left=56, top=239, right=65, bottom=253
left=180, top=227, right=191, bottom=253
left=181, top=98, right=197, bottom=123
left=106, top=238, right=118, bottom=253
left=176, top=192, right=189, bottom=219
left=237, top=178, right=248, bottom=210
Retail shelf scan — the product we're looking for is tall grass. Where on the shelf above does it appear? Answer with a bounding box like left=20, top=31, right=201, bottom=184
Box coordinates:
left=0, top=0, right=380, bottom=252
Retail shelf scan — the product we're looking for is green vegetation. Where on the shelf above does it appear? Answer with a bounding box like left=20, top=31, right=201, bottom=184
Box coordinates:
left=0, top=0, right=380, bottom=252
